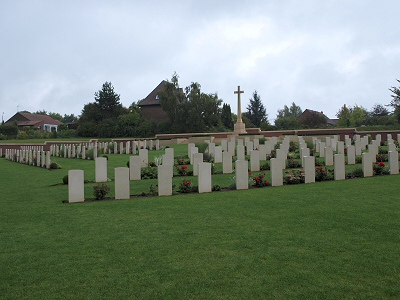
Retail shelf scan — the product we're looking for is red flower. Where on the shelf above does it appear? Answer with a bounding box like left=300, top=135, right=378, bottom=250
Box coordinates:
left=249, top=171, right=252, bottom=175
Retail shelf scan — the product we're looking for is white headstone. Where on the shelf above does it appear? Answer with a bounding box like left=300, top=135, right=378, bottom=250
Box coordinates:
left=389, top=150, right=399, bottom=175
left=95, top=157, right=108, bottom=182
left=115, top=167, right=130, bottom=200
left=193, top=153, right=204, bottom=176
left=68, top=170, right=84, bottom=203
left=214, top=146, right=222, bottom=163
left=250, top=150, right=260, bottom=172
left=139, top=148, right=148, bottom=168
left=235, top=160, right=249, bottom=190
left=270, top=158, right=284, bottom=186
left=129, top=156, right=141, bottom=180
left=303, top=156, right=315, bottom=183
left=347, top=145, right=356, bottom=165
left=198, top=162, right=212, bottom=193
left=334, top=154, right=345, bottom=180
left=158, top=165, right=173, bottom=196
left=222, top=152, right=233, bottom=174
left=362, top=152, right=373, bottom=177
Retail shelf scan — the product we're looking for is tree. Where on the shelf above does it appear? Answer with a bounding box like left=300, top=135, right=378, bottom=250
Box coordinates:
left=389, top=79, right=400, bottom=123
left=370, top=103, right=389, bottom=117
left=350, top=105, right=367, bottom=127
left=158, top=73, right=222, bottom=133
left=336, top=104, right=352, bottom=127
left=274, top=102, right=302, bottom=130
left=78, top=82, right=127, bottom=137
left=245, top=90, right=267, bottom=127
left=221, top=103, right=234, bottom=130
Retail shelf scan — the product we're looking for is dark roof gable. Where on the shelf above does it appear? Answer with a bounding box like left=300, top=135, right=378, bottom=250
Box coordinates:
left=138, top=80, right=167, bottom=107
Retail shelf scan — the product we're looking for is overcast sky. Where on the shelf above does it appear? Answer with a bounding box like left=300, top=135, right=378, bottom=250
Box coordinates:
left=1, top=0, right=400, bottom=124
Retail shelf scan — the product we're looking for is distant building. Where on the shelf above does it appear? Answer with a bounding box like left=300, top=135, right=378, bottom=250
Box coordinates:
left=299, top=109, right=338, bottom=127
left=138, top=81, right=169, bottom=122
left=5, top=112, right=63, bottom=132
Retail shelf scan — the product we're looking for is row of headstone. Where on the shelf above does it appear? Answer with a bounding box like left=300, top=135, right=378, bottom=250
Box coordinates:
left=5, top=148, right=51, bottom=169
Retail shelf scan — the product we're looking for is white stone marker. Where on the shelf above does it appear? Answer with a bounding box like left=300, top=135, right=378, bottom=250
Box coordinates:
left=162, top=153, right=174, bottom=166
left=68, top=170, right=85, bottom=203
left=319, top=142, right=326, bottom=157
left=190, top=147, right=198, bottom=165
left=187, top=143, right=195, bottom=159
left=198, top=162, right=212, bottom=193
left=250, top=150, right=260, bottom=172
left=362, top=152, right=373, bottom=177
left=126, top=141, right=130, bottom=155
left=355, top=140, right=362, bottom=156
left=165, top=147, right=174, bottom=159
left=156, top=139, right=160, bottom=151
left=253, top=138, right=259, bottom=150
left=193, top=153, right=204, bottom=176
left=158, top=165, right=173, bottom=196
left=139, top=148, right=148, bottom=168
left=228, top=141, right=236, bottom=156
left=115, top=167, right=130, bottom=200
left=389, top=150, right=399, bottom=175
left=95, top=157, right=108, bottom=182
left=214, top=146, right=222, bottom=163
left=235, top=160, right=249, bottom=190
left=236, top=144, right=245, bottom=161
left=129, top=156, right=142, bottom=180
left=46, top=151, right=51, bottom=169
left=337, top=141, right=344, bottom=155
left=221, top=140, right=228, bottom=152
left=41, top=151, right=45, bottom=167
left=303, top=156, right=315, bottom=184
left=208, top=142, right=215, bottom=158
left=222, top=152, right=233, bottom=174
left=258, top=144, right=267, bottom=161
left=334, top=154, right=345, bottom=180
left=325, top=147, right=334, bottom=166
left=246, top=141, right=254, bottom=155
left=81, top=147, right=86, bottom=160
left=347, top=145, right=356, bottom=165
left=270, top=158, right=283, bottom=187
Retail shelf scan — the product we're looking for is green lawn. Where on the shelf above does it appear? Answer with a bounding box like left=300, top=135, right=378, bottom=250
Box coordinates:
left=1, top=145, right=399, bottom=299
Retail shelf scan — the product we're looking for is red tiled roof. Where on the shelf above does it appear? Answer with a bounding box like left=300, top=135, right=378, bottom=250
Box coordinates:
left=19, top=113, right=63, bottom=125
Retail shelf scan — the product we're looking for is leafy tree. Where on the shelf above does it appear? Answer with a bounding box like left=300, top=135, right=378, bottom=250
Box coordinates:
left=63, top=114, right=78, bottom=123
left=274, top=102, right=303, bottom=130
left=389, top=79, right=400, bottom=123
left=158, top=74, right=222, bottom=133
left=350, top=105, right=367, bottom=127
left=336, top=104, right=352, bottom=127
left=370, top=104, right=389, bottom=117
left=221, top=103, right=234, bottom=130
left=94, top=81, right=125, bottom=120
left=245, top=91, right=267, bottom=127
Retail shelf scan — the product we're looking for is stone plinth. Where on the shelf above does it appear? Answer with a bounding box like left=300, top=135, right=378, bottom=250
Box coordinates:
left=234, top=121, right=246, bottom=134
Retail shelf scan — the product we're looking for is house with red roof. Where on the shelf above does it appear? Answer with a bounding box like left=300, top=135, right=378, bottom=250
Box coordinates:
left=5, top=112, right=63, bottom=132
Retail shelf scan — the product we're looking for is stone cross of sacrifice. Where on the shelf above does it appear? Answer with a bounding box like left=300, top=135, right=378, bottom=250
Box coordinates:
left=234, top=86, right=244, bottom=123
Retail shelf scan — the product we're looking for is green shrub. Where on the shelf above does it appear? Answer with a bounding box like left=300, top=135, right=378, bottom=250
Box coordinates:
left=346, top=167, right=364, bottom=179
left=212, top=184, right=222, bottom=191
left=93, top=184, right=110, bottom=200
left=62, top=175, right=68, bottom=184
left=49, top=162, right=60, bottom=169
left=251, top=172, right=269, bottom=187
left=315, top=167, right=333, bottom=181
left=102, top=155, right=108, bottom=160
left=141, top=167, right=157, bottom=179
left=284, top=169, right=305, bottom=185
left=286, top=158, right=301, bottom=168
left=259, top=137, right=266, bottom=144
left=355, top=155, right=362, bottom=164
left=195, top=142, right=208, bottom=153
left=373, top=162, right=390, bottom=176
left=260, top=161, right=270, bottom=170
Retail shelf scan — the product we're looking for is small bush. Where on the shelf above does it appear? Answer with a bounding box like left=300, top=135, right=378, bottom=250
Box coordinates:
left=141, top=167, right=157, bottom=179
left=203, top=152, right=213, bottom=162
left=355, top=155, right=362, bottom=164
left=49, top=162, right=60, bottom=169
left=373, top=162, right=390, bottom=176
left=62, top=175, right=68, bottom=184
left=175, top=164, right=189, bottom=176
left=251, top=172, right=269, bottom=187
left=178, top=179, right=196, bottom=193
left=195, top=142, right=209, bottom=153
left=315, top=167, right=334, bottom=181
left=286, top=158, right=301, bottom=168
left=315, top=158, right=324, bottom=166
left=260, top=161, right=270, bottom=171
left=289, top=141, right=298, bottom=152
left=284, top=169, right=305, bottom=185
left=212, top=184, right=222, bottom=191
left=259, top=137, right=266, bottom=144
left=93, top=184, right=110, bottom=200
left=346, top=167, right=364, bottom=179
left=376, top=154, right=388, bottom=162
left=102, top=155, right=108, bottom=160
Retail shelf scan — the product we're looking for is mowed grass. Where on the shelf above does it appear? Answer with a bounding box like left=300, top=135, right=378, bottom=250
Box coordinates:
left=1, top=145, right=400, bottom=299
